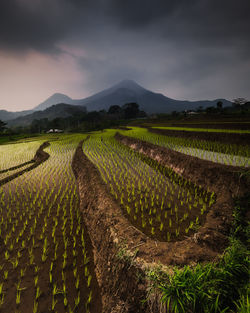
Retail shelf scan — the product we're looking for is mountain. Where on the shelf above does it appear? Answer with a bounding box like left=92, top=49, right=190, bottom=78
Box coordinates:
left=33, top=80, right=232, bottom=114
left=71, top=80, right=232, bottom=113
left=0, top=109, right=34, bottom=121
left=33, top=93, right=74, bottom=111
left=1, top=80, right=232, bottom=126
left=7, top=103, right=86, bottom=127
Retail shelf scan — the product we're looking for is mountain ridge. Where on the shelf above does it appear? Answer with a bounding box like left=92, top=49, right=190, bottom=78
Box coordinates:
left=7, top=103, right=86, bottom=127
left=1, top=80, right=232, bottom=124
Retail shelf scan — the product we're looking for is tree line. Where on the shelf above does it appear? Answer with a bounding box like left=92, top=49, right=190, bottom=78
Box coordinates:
left=0, top=103, right=146, bottom=134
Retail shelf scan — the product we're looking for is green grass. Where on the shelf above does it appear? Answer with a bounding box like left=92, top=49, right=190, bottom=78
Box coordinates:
left=0, top=134, right=41, bottom=145
left=151, top=126, right=250, bottom=134
left=148, top=193, right=250, bottom=313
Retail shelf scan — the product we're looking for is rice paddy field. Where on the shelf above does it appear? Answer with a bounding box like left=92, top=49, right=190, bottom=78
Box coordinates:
left=118, top=127, right=250, bottom=167
left=0, top=123, right=249, bottom=313
left=0, top=134, right=101, bottom=313
left=83, top=130, right=215, bottom=242
left=151, top=126, right=250, bottom=133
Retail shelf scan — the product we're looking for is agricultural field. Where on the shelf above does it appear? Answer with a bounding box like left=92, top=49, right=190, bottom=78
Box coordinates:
left=0, top=124, right=249, bottom=313
left=0, top=139, right=43, bottom=176
left=81, top=126, right=249, bottom=312
left=152, top=126, right=250, bottom=133
left=83, top=130, right=215, bottom=242
left=117, top=127, right=250, bottom=167
left=0, top=135, right=101, bottom=313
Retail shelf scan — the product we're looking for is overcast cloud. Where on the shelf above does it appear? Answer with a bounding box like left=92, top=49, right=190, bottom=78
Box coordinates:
left=0, top=0, right=249, bottom=111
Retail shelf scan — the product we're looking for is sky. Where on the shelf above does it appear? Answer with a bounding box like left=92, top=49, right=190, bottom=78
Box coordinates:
left=0, top=0, right=250, bottom=111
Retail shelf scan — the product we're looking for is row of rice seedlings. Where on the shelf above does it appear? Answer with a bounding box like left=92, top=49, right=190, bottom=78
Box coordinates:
left=0, top=139, right=43, bottom=173
left=0, top=134, right=95, bottom=312
left=152, top=126, right=250, bottom=134
left=119, top=127, right=250, bottom=167
left=0, top=163, right=34, bottom=181
left=83, top=130, right=215, bottom=241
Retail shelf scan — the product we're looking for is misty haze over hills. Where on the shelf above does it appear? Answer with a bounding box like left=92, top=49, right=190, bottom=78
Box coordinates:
left=1, top=80, right=232, bottom=126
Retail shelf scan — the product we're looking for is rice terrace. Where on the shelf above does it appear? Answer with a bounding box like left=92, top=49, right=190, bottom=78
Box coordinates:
left=1, top=0, right=250, bottom=311
left=0, top=114, right=249, bottom=313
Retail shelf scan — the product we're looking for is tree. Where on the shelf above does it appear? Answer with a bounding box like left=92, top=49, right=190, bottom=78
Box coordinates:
left=108, top=105, right=122, bottom=115
left=206, top=106, right=217, bottom=114
left=122, top=102, right=139, bottom=119
left=196, top=106, right=203, bottom=113
left=0, top=120, right=7, bottom=132
left=217, top=101, right=223, bottom=109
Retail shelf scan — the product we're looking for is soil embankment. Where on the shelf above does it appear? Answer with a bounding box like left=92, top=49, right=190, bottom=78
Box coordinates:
left=72, top=137, right=249, bottom=312
left=149, top=127, right=250, bottom=146
left=0, top=141, right=50, bottom=187
left=167, top=122, right=250, bottom=130
left=115, top=133, right=249, bottom=251
left=115, top=133, right=249, bottom=198
left=72, top=141, right=147, bottom=313
left=0, top=160, right=34, bottom=174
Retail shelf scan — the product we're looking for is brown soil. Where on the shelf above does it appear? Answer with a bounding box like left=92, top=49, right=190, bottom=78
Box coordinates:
left=0, top=160, right=34, bottom=174
left=91, top=138, right=214, bottom=242
left=115, top=133, right=249, bottom=198
left=0, top=142, right=50, bottom=187
left=167, top=122, right=250, bottom=130
left=149, top=127, right=250, bottom=146
left=72, top=136, right=249, bottom=312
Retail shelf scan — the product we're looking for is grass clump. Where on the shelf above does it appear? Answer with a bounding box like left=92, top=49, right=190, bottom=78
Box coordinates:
left=153, top=194, right=250, bottom=313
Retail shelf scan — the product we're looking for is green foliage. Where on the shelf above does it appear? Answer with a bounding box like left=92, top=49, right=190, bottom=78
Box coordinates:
left=157, top=195, right=250, bottom=313
left=233, top=293, right=249, bottom=313
left=0, top=120, right=7, bottom=132
left=158, top=239, right=249, bottom=313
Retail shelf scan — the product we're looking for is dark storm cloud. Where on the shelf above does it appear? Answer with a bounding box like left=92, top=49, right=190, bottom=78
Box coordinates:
left=108, top=0, right=250, bottom=46
left=0, top=0, right=95, bottom=53
left=1, top=0, right=250, bottom=52
left=0, top=0, right=249, bottom=103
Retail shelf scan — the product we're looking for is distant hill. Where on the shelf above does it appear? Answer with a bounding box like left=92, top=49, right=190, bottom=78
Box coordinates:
left=1, top=80, right=232, bottom=126
left=0, top=109, right=34, bottom=121
left=33, top=80, right=232, bottom=114
left=33, top=93, right=74, bottom=111
left=7, top=103, right=86, bottom=127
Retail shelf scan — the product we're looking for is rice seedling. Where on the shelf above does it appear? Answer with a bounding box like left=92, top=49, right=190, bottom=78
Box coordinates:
left=118, top=127, right=250, bottom=167
left=0, top=134, right=100, bottom=312
left=83, top=130, right=215, bottom=241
